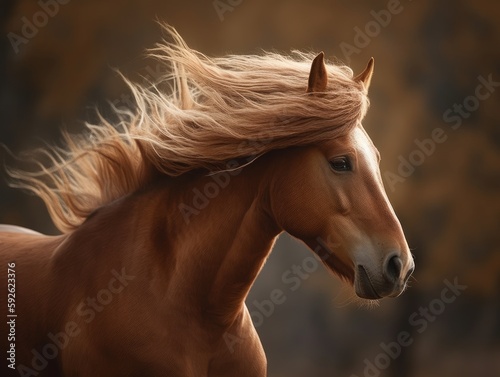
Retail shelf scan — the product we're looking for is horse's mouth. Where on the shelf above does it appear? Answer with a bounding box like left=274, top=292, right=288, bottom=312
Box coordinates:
left=355, top=265, right=382, bottom=299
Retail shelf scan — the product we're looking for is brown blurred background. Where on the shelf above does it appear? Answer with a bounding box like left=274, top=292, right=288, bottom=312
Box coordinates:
left=1, top=0, right=499, bottom=376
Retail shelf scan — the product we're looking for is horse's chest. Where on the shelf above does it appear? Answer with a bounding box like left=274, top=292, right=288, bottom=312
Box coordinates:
left=62, top=296, right=266, bottom=376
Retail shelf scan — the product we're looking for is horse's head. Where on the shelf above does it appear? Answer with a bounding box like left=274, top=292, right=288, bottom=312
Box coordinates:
left=270, top=54, right=414, bottom=300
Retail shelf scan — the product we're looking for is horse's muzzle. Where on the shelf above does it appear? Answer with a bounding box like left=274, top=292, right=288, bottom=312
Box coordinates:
left=354, top=254, right=414, bottom=299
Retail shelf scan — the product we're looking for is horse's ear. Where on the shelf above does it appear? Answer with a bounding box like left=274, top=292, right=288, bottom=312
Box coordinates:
left=307, top=52, right=328, bottom=93
left=354, top=57, right=374, bottom=91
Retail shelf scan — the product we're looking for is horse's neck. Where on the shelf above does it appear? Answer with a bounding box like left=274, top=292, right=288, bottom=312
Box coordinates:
left=160, top=159, right=281, bottom=324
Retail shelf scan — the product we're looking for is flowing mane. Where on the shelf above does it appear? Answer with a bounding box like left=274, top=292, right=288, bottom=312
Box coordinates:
left=7, top=25, right=369, bottom=233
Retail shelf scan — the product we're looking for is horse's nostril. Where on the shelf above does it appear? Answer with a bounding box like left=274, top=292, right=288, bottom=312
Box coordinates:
left=404, top=265, right=415, bottom=284
left=385, top=255, right=402, bottom=283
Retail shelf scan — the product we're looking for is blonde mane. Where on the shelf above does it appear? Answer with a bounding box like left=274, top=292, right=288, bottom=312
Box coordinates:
left=7, top=25, right=369, bottom=233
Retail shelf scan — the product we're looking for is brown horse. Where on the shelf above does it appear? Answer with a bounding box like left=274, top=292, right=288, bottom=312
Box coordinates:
left=1, top=27, right=414, bottom=377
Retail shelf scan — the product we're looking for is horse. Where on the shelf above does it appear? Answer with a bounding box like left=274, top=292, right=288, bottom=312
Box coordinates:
left=0, top=26, right=414, bottom=377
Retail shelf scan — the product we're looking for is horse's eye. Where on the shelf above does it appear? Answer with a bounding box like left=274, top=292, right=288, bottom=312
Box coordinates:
left=329, top=156, right=352, bottom=172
